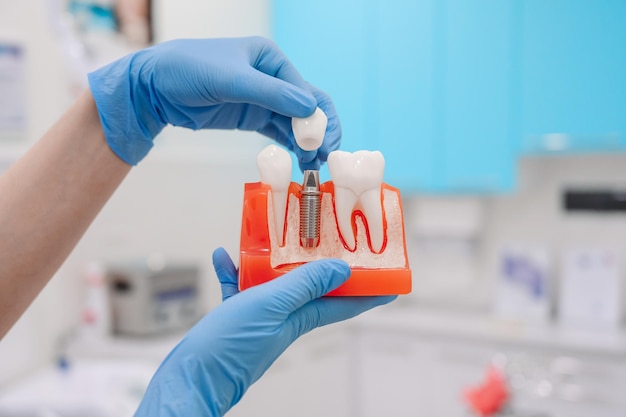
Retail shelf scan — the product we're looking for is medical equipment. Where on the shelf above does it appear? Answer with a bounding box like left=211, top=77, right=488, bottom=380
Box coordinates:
left=107, top=260, right=201, bottom=336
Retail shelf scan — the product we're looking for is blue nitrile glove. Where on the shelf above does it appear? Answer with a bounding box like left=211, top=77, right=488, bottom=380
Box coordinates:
left=134, top=248, right=396, bottom=417
left=88, top=36, right=341, bottom=170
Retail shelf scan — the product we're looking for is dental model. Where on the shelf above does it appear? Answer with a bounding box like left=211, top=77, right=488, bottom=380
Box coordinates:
left=256, top=144, right=292, bottom=246
left=292, top=107, right=327, bottom=248
left=328, top=150, right=385, bottom=253
left=241, top=147, right=412, bottom=296
left=291, top=107, right=328, bottom=151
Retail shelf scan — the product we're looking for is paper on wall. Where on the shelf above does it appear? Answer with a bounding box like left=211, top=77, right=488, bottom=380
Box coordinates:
left=0, top=42, right=27, bottom=136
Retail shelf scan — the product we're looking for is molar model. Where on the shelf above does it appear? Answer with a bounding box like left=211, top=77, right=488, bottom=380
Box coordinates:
left=239, top=147, right=412, bottom=296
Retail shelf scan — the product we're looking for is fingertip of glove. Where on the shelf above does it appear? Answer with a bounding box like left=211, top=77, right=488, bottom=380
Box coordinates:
left=212, top=246, right=224, bottom=257
left=322, top=258, right=351, bottom=271
left=310, top=258, right=352, bottom=287
left=298, top=156, right=320, bottom=172
left=283, top=85, right=317, bottom=118
left=375, top=295, right=398, bottom=307
left=211, top=247, right=230, bottom=266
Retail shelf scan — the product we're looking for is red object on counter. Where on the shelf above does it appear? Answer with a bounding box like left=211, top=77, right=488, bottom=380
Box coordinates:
left=464, top=366, right=510, bottom=416
left=238, top=181, right=412, bottom=296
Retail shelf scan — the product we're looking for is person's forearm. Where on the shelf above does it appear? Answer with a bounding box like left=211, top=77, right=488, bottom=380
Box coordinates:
left=0, top=90, right=131, bottom=338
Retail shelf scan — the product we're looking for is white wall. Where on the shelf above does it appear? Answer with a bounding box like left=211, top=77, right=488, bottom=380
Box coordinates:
left=0, top=0, right=271, bottom=387
left=0, top=0, right=77, bottom=386
left=483, top=154, right=626, bottom=310
left=402, top=153, right=626, bottom=318
left=153, top=0, right=270, bottom=41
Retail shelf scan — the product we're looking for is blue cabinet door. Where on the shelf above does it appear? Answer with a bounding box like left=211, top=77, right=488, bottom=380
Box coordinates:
left=272, top=1, right=373, bottom=183
left=520, top=1, right=626, bottom=153
left=370, top=0, right=437, bottom=191
left=273, top=0, right=437, bottom=189
left=272, top=0, right=517, bottom=192
left=436, top=0, right=518, bottom=192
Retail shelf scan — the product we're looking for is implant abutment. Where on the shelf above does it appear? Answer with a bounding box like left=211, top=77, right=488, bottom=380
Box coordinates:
left=299, top=170, right=322, bottom=248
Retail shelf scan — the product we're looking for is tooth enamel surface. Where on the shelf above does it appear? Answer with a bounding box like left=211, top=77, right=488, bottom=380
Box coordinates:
left=257, top=145, right=292, bottom=245
left=292, top=107, right=328, bottom=151
left=328, top=150, right=385, bottom=252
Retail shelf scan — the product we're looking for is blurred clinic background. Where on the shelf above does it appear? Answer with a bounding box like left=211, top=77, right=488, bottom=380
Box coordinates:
left=2, top=1, right=626, bottom=416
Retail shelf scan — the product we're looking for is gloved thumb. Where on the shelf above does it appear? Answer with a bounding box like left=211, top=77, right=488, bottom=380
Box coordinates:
left=212, top=247, right=240, bottom=301
left=263, top=259, right=351, bottom=314
left=288, top=295, right=397, bottom=338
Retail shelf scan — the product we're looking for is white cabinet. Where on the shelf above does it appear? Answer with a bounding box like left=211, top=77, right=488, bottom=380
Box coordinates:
left=354, top=330, right=490, bottom=417
left=226, top=325, right=352, bottom=417
left=227, top=310, right=626, bottom=417
left=354, top=323, right=626, bottom=417
left=354, top=330, right=437, bottom=416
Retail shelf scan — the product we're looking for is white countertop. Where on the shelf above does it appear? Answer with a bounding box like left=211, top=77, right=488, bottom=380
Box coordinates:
left=0, top=358, right=156, bottom=417
left=354, top=306, right=626, bottom=357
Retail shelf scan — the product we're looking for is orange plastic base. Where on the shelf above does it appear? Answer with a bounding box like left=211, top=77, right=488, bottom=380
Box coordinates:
left=238, top=181, right=412, bottom=296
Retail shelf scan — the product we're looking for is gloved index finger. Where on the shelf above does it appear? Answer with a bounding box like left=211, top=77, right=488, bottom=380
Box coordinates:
left=251, top=37, right=309, bottom=90
left=224, top=37, right=317, bottom=118
left=264, top=259, right=352, bottom=314
left=233, top=70, right=317, bottom=119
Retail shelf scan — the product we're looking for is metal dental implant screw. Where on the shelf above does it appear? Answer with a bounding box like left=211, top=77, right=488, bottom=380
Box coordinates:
left=300, top=170, right=322, bottom=248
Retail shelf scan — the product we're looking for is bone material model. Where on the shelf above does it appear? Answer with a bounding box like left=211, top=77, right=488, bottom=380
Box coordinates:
left=328, top=150, right=386, bottom=253
left=291, top=107, right=327, bottom=151
left=269, top=187, right=405, bottom=269
left=257, top=144, right=292, bottom=246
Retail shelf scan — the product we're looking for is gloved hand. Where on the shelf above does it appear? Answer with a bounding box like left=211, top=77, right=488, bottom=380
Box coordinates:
left=134, top=248, right=396, bottom=417
left=88, top=36, right=340, bottom=170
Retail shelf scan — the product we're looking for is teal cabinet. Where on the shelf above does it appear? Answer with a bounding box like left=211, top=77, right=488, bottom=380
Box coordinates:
left=437, top=1, right=518, bottom=191
left=520, top=1, right=626, bottom=153
left=272, top=1, right=374, bottom=184
left=273, top=0, right=517, bottom=192
left=373, top=0, right=437, bottom=191
left=272, top=0, right=437, bottom=190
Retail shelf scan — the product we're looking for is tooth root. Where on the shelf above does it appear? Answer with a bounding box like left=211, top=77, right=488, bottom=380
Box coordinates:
left=256, top=145, right=292, bottom=246
left=271, top=191, right=287, bottom=245
left=359, top=188, right=385, bottom=252
left=328, top=150, right=386, bottom=253
left=333, top=186, right=359, bottom=250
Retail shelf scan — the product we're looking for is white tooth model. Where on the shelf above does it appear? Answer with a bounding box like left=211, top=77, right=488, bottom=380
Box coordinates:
left=292, top=107, right=328, bottom=151
left=328, top=150, right=386, bottom=252
left=257, top=144, right=292, bottom=246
